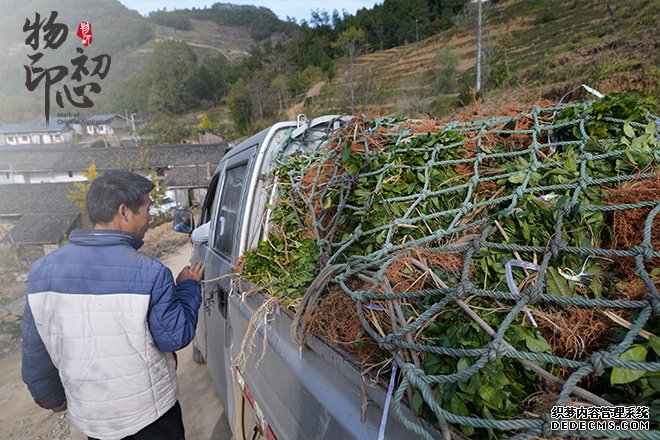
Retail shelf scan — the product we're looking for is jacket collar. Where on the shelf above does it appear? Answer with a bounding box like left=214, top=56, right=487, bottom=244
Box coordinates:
left=69, top=229, right=144, bottom=250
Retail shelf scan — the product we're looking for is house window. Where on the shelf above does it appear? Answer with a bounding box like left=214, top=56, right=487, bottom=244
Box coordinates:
left=68, top=171, right=73, bottom=177
left=21, top=136, right=29, bottom=142
left=156, top=168, right=165, bottom=177
left=6, top=136, right=15, bottom=142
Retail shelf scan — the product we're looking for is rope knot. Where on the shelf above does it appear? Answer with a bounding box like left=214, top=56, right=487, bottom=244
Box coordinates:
left=550, top=234, right=565, bottom=259
left=460, top=202, right=473, bottom=216
left=633, top=244, right=654, bottom=262
left=588, top=351, right=607, bottom=376
left=401, top=363, right=424, bottom=381
left=650, top=297, right=660, bottom=316
left=487, top=341, right=507, bottom=363
left=455, top=281, right=473, bottom=299
left=380, top=334, right=397, bottom=351
left=560, top=201, right=574, bottom=215
left=526, top=284, right=542, bottom=304
left=581, top=152, right=594, bottom=161
left=514, top=187, right=525, bottom=200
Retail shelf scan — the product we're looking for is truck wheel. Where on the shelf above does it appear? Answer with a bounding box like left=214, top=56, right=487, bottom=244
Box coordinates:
left=192, top=344, right=206, bottom=363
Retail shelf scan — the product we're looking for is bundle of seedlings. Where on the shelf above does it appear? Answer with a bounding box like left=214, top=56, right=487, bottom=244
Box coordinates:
left=238, top=93, right=659, bottom=439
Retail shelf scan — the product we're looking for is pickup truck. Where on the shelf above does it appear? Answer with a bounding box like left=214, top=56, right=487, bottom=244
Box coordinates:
left=178, top=116, right=436, bottom=440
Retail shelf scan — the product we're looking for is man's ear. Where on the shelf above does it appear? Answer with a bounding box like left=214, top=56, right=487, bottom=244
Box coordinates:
left=118, top=203, right=129, bottom=222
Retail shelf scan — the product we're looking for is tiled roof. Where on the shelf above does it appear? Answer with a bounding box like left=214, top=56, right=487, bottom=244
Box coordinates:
left=4, top=213, right=79, bottom=245
left=0, top=121, right=71, bottom=133
left=0, top=183, right=79, bottom=216
left=0, top=144, right=230, bottom=245
left=0, top=144, right=228, bottom=172
left=0, top=183, right=80, bottom=245
left=164, top=164, right=215, bottom=188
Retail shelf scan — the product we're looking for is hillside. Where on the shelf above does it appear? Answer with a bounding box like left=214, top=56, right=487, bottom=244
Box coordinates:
left=304, top=0, right=658, bottom=119
left=1, top=0, right=656, bottom=131
left=0, top=0, right=280, bottom=123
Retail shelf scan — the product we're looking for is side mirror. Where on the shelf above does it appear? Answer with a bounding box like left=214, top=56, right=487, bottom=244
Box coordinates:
left=172, top=209, right=194, bottom=234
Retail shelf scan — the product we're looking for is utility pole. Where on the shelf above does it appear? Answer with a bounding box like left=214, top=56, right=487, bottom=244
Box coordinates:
left=130, top=113, right=138, bottom=145
left=415, top=18, right=419, bottom=43
left=476, top=0, right=483, bottom=98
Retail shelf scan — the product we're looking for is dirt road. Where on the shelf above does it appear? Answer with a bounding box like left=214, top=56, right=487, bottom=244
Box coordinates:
left=0, top=244, right=232, bottom=440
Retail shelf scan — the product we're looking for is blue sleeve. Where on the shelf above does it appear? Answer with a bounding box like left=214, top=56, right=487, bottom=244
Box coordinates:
left=147, top=266, right=202, bottom=352
left=21, top=297, right=66, bottom=410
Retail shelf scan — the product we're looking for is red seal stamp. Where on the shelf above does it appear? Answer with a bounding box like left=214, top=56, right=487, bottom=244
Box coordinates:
left=77, top=21, right=93, bottom=46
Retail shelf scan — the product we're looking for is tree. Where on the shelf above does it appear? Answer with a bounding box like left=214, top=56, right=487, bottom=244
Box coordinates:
left=194, top=54, right=233, bottom=106
left=68, top=163, right=99, bottom=229
left=199, top=113, right=213, bottom=130
left=332, top=27, right=366, bottom=113
left=225, top=79, right=253, bottom=134
left=139, top=117, right=193, bottom=145
left=146, top=40, right=199, bottom=115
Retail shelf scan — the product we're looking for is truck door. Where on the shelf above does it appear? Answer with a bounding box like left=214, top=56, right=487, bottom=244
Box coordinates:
left=192, top=173, right=220, bottom=360
left=202, top=147, right=253, bottom=414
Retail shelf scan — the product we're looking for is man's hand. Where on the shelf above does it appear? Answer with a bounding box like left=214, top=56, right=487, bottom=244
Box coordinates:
left=35, top=397, right=67, bottom=412
left=52, top=400, right=67, bottom=413
left=176, top=262, right=204, bottom=284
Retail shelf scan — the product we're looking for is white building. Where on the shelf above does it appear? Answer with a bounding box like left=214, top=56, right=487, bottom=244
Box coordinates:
left=0, top=122, right=73, bottom=146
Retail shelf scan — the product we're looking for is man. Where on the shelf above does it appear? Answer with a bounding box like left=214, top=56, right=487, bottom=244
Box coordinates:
left=21, top=170, right=204, bottom=440
left=173, top=213, right=192, bottom=233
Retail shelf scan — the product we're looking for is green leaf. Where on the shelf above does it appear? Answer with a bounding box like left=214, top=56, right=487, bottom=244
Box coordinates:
left=424, top=354, right=442, bottom=375
left=322, top=195, right=332, bottom=210
left=546, top=267, right=572, bottom=296
left=630, top=133, right=652, bottom=150
left=450, top=394, right=469, bottom=417
left=508, top=172, right=526, bottom=184
left=460, top=424, right=475, bottom=437
left=457, top=358, right=470, bottom=372
left=525, top=335, right=552, bottom=353
left=649, top=335, right=660, bottom=356
left=623, top=120, right=635, bottom=138
left=645, top=119, right=656, bottom=135
left=478, top=384, right=502, bottom=407
left=611, top=345, right=647, bottom=385
left=589, top=276, right=603, bottom=299
left=411, top=390, right=424, bottom=415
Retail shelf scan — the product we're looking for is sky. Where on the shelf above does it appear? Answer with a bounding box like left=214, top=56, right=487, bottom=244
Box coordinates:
left=117, top=0, right=382, bottom=23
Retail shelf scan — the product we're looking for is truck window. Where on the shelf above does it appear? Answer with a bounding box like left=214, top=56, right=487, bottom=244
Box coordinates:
left=213, top=163, right=248, bottom=258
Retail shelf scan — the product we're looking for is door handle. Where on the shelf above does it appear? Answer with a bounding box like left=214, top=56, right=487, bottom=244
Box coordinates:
left=218, top=216, right=225, bottom=236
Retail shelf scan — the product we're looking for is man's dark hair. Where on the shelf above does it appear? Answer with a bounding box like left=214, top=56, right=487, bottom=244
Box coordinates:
left=86, top=170, right=155, bottom=224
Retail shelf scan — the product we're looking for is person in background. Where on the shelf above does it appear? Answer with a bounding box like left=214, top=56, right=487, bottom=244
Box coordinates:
left=191, top=221, right=210, bottom=244
left=174, top=213, right=192, bottom=233
left=21, top=170, right=204, bottom=440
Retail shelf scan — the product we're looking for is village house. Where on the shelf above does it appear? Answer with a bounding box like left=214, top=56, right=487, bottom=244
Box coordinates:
left=0, top=143, right=229, bottom=264
left=0, top=121, right=74, bottom=147
left=84, top=113, right=132, bottom=136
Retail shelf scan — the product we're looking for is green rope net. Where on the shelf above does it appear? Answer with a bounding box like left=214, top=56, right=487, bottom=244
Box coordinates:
left=241, top=94, right=659, bottom=439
